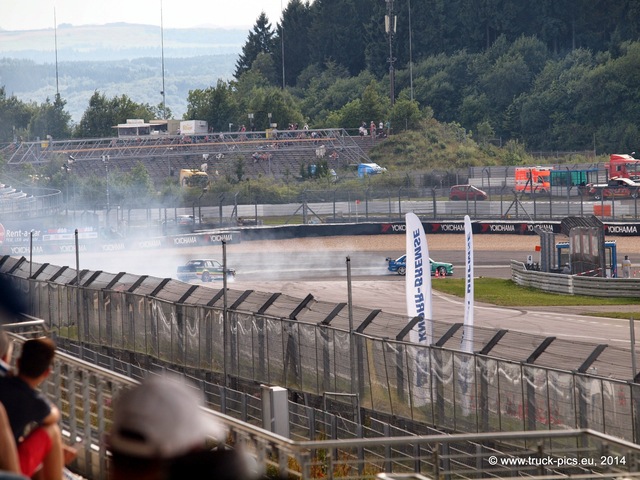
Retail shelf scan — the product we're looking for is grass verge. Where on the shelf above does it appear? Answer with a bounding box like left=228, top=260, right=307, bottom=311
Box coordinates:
left=432, top=278, right=640, bottom=307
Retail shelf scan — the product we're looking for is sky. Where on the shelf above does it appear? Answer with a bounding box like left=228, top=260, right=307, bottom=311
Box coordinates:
left=1, top=0, right=287, bottom=31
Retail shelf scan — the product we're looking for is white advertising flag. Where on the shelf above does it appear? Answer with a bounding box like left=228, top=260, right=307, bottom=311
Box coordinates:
left=461, top=215, right=474, bottom=353
left=405, top=212, right=432, bottom=345
left=460, top=215, right=475, bottom=415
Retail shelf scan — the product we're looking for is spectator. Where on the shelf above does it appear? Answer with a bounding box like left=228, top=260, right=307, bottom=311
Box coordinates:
left=0, top=329, right=13, bottom=376
left=0, top=276, right=27, bottom=478
left=107, top=374, right=258, bottom=480
left=623, top=255, right=632, bottom=278
left=0, top=403, right=23, bottom=478
left=0, top=338, right=65, bottom=480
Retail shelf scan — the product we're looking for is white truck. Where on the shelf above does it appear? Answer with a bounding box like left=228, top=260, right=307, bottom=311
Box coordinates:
left=179, top=120, right=208, bottom=135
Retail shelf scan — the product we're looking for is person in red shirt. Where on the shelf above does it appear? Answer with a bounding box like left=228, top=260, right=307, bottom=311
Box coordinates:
left=0, top=338, right=64, bottom=480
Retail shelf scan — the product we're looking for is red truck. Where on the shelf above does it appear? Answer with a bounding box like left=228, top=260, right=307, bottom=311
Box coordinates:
left=606, top=154, right=640, bottom=180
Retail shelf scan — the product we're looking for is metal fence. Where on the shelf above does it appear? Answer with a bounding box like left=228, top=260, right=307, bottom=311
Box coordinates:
left=4, top=254, right=640, bottom=452
left=8, top=332, right=640, bottom=480
left=111, top=189, right=640, bottom=231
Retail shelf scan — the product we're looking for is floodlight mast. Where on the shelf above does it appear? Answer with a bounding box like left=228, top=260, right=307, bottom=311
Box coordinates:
left=385, top=0, right=397, bottom=106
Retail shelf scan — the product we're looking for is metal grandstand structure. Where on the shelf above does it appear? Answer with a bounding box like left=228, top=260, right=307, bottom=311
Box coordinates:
left=0, top=128, right=373, bottom=183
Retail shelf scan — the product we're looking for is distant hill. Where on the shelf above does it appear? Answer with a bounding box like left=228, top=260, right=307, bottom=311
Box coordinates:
left=0, top=23, right=245, bottom=122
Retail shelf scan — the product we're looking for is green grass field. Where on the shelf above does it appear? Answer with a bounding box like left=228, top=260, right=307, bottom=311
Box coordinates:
left=432, top=278, right=640, bottom=307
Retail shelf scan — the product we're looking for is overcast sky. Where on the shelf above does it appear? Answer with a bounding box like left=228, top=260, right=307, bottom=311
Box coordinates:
left=2, top=0, right=286, bottom=31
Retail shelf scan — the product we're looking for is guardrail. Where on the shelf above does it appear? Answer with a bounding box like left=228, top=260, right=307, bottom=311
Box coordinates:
left=511, top=260, right=640, bottom=297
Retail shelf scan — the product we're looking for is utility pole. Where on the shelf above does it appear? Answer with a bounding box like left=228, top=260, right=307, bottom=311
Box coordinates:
left=160, top=0, right=167, bottom=118
left=102, top=155, right=110, bottom=227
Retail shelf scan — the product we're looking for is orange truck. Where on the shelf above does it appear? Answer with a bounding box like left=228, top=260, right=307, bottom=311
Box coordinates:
left=514, top=166, right=552, bottom=194
left=606, top=153, right=640, bottom=180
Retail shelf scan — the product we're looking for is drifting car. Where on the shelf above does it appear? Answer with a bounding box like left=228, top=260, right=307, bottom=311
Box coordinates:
left=585, top=177, right=640, bottom=200
left=176, top=259, right=236, bottom=283
left=162, top=215, right=200, bottom=234
left=449, top=185, right=488, bottom=201
left=385, top=255, right=454, bottom=276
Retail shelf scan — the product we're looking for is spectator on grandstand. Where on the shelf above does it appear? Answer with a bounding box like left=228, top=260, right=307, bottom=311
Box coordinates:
left=0, top=338, right=66, bottom=480
left=107, top=374, right=257, bottom=480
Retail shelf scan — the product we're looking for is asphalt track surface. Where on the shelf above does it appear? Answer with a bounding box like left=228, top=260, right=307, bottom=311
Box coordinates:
left=33, top=234, right=640, bottom=350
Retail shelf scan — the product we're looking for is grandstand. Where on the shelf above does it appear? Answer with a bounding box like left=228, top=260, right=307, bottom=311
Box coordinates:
left=0, top=182, right=60, bottom=221
left=1, top=128, right=376, bottom=186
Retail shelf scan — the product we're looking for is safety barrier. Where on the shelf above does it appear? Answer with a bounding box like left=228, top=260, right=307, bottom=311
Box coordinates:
left=511, top=260, right=640, bottom=297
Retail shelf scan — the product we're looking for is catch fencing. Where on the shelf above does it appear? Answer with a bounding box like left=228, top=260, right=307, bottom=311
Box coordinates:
left=3, top=254, right=640, bottom=449
left=11, top=332, right=640, bottom=480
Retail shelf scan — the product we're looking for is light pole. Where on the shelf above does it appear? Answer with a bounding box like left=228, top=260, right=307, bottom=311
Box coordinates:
left=280, top=0, right=285, bottom=89
left=198, top=186, right=208, bottom=224
left=102, top=155, right=110, bottom=227
left=63, top=155, right=74, bottom=217
left=248, top=113, right=254, bottom=131
left=385, top=0, right=397, bottom=106
left=160, top=0, right=167, bottom=119
left=268, top=112, right=272, bottom=129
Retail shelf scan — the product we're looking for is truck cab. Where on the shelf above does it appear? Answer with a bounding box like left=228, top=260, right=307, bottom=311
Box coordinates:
left=179, top=168, right=209, bottom=188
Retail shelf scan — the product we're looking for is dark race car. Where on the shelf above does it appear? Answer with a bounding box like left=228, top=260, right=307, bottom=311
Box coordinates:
left=177, top=259, right=236, bottom=282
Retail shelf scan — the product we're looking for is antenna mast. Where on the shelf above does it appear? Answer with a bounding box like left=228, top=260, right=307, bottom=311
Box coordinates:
left=160, top=0, right=167, bottom=119
left=54, top=7, right=59, bottom=96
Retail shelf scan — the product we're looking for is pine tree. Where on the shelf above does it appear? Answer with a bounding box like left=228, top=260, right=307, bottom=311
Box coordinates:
left=234, top=12, right=277, bottom=80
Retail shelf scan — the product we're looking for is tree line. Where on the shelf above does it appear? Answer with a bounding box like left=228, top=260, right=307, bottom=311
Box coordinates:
left=1, top=0, right=639, bottom=153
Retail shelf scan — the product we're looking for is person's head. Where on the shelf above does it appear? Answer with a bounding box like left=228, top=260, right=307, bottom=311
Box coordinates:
left=107, top=375, right=226, bottom=479
left=17, top=337, right=56, bottom=380
left=0, top=329, right=13, bottom=364
left=625, top=255, right=629, bottom=260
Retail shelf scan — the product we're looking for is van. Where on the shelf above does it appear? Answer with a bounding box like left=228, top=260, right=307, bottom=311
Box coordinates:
left=357, top=163, right=387, bottom=178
